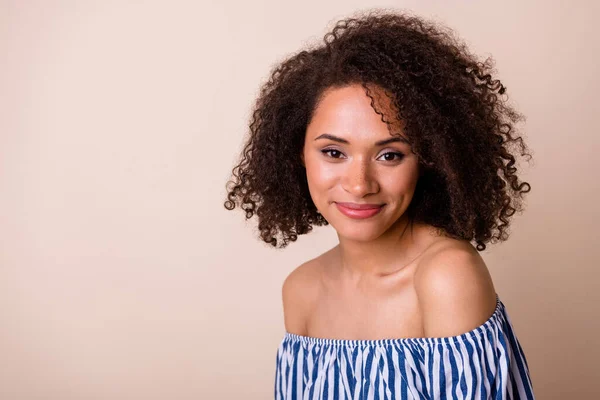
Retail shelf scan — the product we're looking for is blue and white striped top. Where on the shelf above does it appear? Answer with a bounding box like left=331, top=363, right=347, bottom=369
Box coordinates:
left=274, top=294, right=534, bottom=399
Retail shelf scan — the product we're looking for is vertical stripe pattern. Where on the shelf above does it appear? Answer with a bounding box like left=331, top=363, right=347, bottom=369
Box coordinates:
left=274, top=295, right=534, bottom=399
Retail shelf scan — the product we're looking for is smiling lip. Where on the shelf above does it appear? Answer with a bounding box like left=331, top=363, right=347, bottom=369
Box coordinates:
left=335, top=202, right=385, bottom=219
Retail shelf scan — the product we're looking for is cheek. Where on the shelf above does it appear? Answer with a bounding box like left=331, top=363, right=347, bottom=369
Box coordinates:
left=306, top=159, right=337, bottom=188
left=380, top=166, right=420, bottom=194
left=305, top=161, right=338, bottom=208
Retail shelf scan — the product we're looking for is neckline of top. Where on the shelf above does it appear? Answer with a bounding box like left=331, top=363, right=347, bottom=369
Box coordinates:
left=283, top=293, right=503, bottom=347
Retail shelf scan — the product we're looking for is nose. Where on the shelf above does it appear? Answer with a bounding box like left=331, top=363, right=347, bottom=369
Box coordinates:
left=341, top=158, right=379, bottom=197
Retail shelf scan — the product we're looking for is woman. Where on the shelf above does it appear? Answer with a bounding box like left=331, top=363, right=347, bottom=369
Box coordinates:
left=224, top=9, right=534, bottom=399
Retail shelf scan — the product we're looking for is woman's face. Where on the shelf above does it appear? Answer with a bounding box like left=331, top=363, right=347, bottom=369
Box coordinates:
left=302, top=84, right=421, bottom=242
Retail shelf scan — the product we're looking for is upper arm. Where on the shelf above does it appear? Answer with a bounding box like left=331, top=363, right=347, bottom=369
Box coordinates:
left=282, top=261, right=318, bottom=335
left=414, top=242, right=497, bottom=338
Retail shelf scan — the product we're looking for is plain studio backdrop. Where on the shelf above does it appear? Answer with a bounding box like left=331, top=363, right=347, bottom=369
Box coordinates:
left=1, top=0, right=598, bottom=399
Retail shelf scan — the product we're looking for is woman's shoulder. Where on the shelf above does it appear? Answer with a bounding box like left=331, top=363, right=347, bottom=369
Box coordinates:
left=281, top=248, right=334, bottom=335
left=414, top=233, right=491, bottom=286
left=282, top=247, right=334, bottom=289
left=413, top=234, right=498, bottom=337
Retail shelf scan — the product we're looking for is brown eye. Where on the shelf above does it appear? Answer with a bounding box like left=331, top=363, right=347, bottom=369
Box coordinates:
left=321, top=149, right=344, bottom=159
left=378, top=152, right=405, bottom=162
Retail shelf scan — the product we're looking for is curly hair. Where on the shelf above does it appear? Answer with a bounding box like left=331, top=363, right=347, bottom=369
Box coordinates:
left=224, top=9, right=532, bottom=251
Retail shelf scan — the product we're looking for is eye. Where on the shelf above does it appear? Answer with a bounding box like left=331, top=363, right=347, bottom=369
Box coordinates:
left=377, top=151, right=405, bottom=162
left=321, top=149, right=345, bottom=159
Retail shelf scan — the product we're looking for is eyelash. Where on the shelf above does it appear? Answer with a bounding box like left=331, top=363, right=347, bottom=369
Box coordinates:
left=321, top=149, right=405, bottom=162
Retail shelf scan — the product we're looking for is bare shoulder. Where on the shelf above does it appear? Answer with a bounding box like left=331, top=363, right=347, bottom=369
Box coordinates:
left=414, top=237, right=498, bottom=337
left=281, top=249, right=332, bottom=335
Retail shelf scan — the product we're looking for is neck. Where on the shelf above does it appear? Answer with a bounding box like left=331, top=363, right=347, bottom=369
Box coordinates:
left=334, top=216, right=431, bottom=281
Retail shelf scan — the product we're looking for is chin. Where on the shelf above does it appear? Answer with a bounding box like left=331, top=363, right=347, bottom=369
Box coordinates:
left=329, top=220, right=390, bottom=242
left=338, top=231, right=384, bottom=242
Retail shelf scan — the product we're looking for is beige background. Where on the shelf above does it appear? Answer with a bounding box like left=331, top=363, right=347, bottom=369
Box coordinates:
left=1, top=0, right=598, bottom=399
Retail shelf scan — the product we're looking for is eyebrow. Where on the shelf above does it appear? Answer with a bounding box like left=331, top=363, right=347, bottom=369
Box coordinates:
left=314, top=133, right=410, bottom=146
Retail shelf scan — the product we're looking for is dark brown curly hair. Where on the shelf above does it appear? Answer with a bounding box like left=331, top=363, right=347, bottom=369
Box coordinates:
left=224, top=9, right=532, bottom=251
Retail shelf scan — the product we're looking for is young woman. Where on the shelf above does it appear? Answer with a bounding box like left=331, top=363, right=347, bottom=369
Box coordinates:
left=225, top=10, right=534, bottom=399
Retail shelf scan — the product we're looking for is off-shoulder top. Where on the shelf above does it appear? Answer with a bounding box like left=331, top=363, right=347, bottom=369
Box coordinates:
left=274, top=294, right=534, bottom=399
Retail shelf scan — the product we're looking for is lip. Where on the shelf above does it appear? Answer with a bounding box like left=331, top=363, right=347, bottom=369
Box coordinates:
left=335, top=202, right=385, bottom=219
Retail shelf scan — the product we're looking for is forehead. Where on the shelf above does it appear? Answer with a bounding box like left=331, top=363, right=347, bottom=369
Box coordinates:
left=307, top=84, right=405, bottom=140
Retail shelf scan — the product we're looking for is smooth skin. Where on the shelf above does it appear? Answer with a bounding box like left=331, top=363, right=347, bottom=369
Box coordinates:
left=283, top=83, right=497, bottom=340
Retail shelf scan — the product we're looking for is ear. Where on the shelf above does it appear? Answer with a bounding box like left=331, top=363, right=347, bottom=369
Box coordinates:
left=300, top=151, right=305, bottom=167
